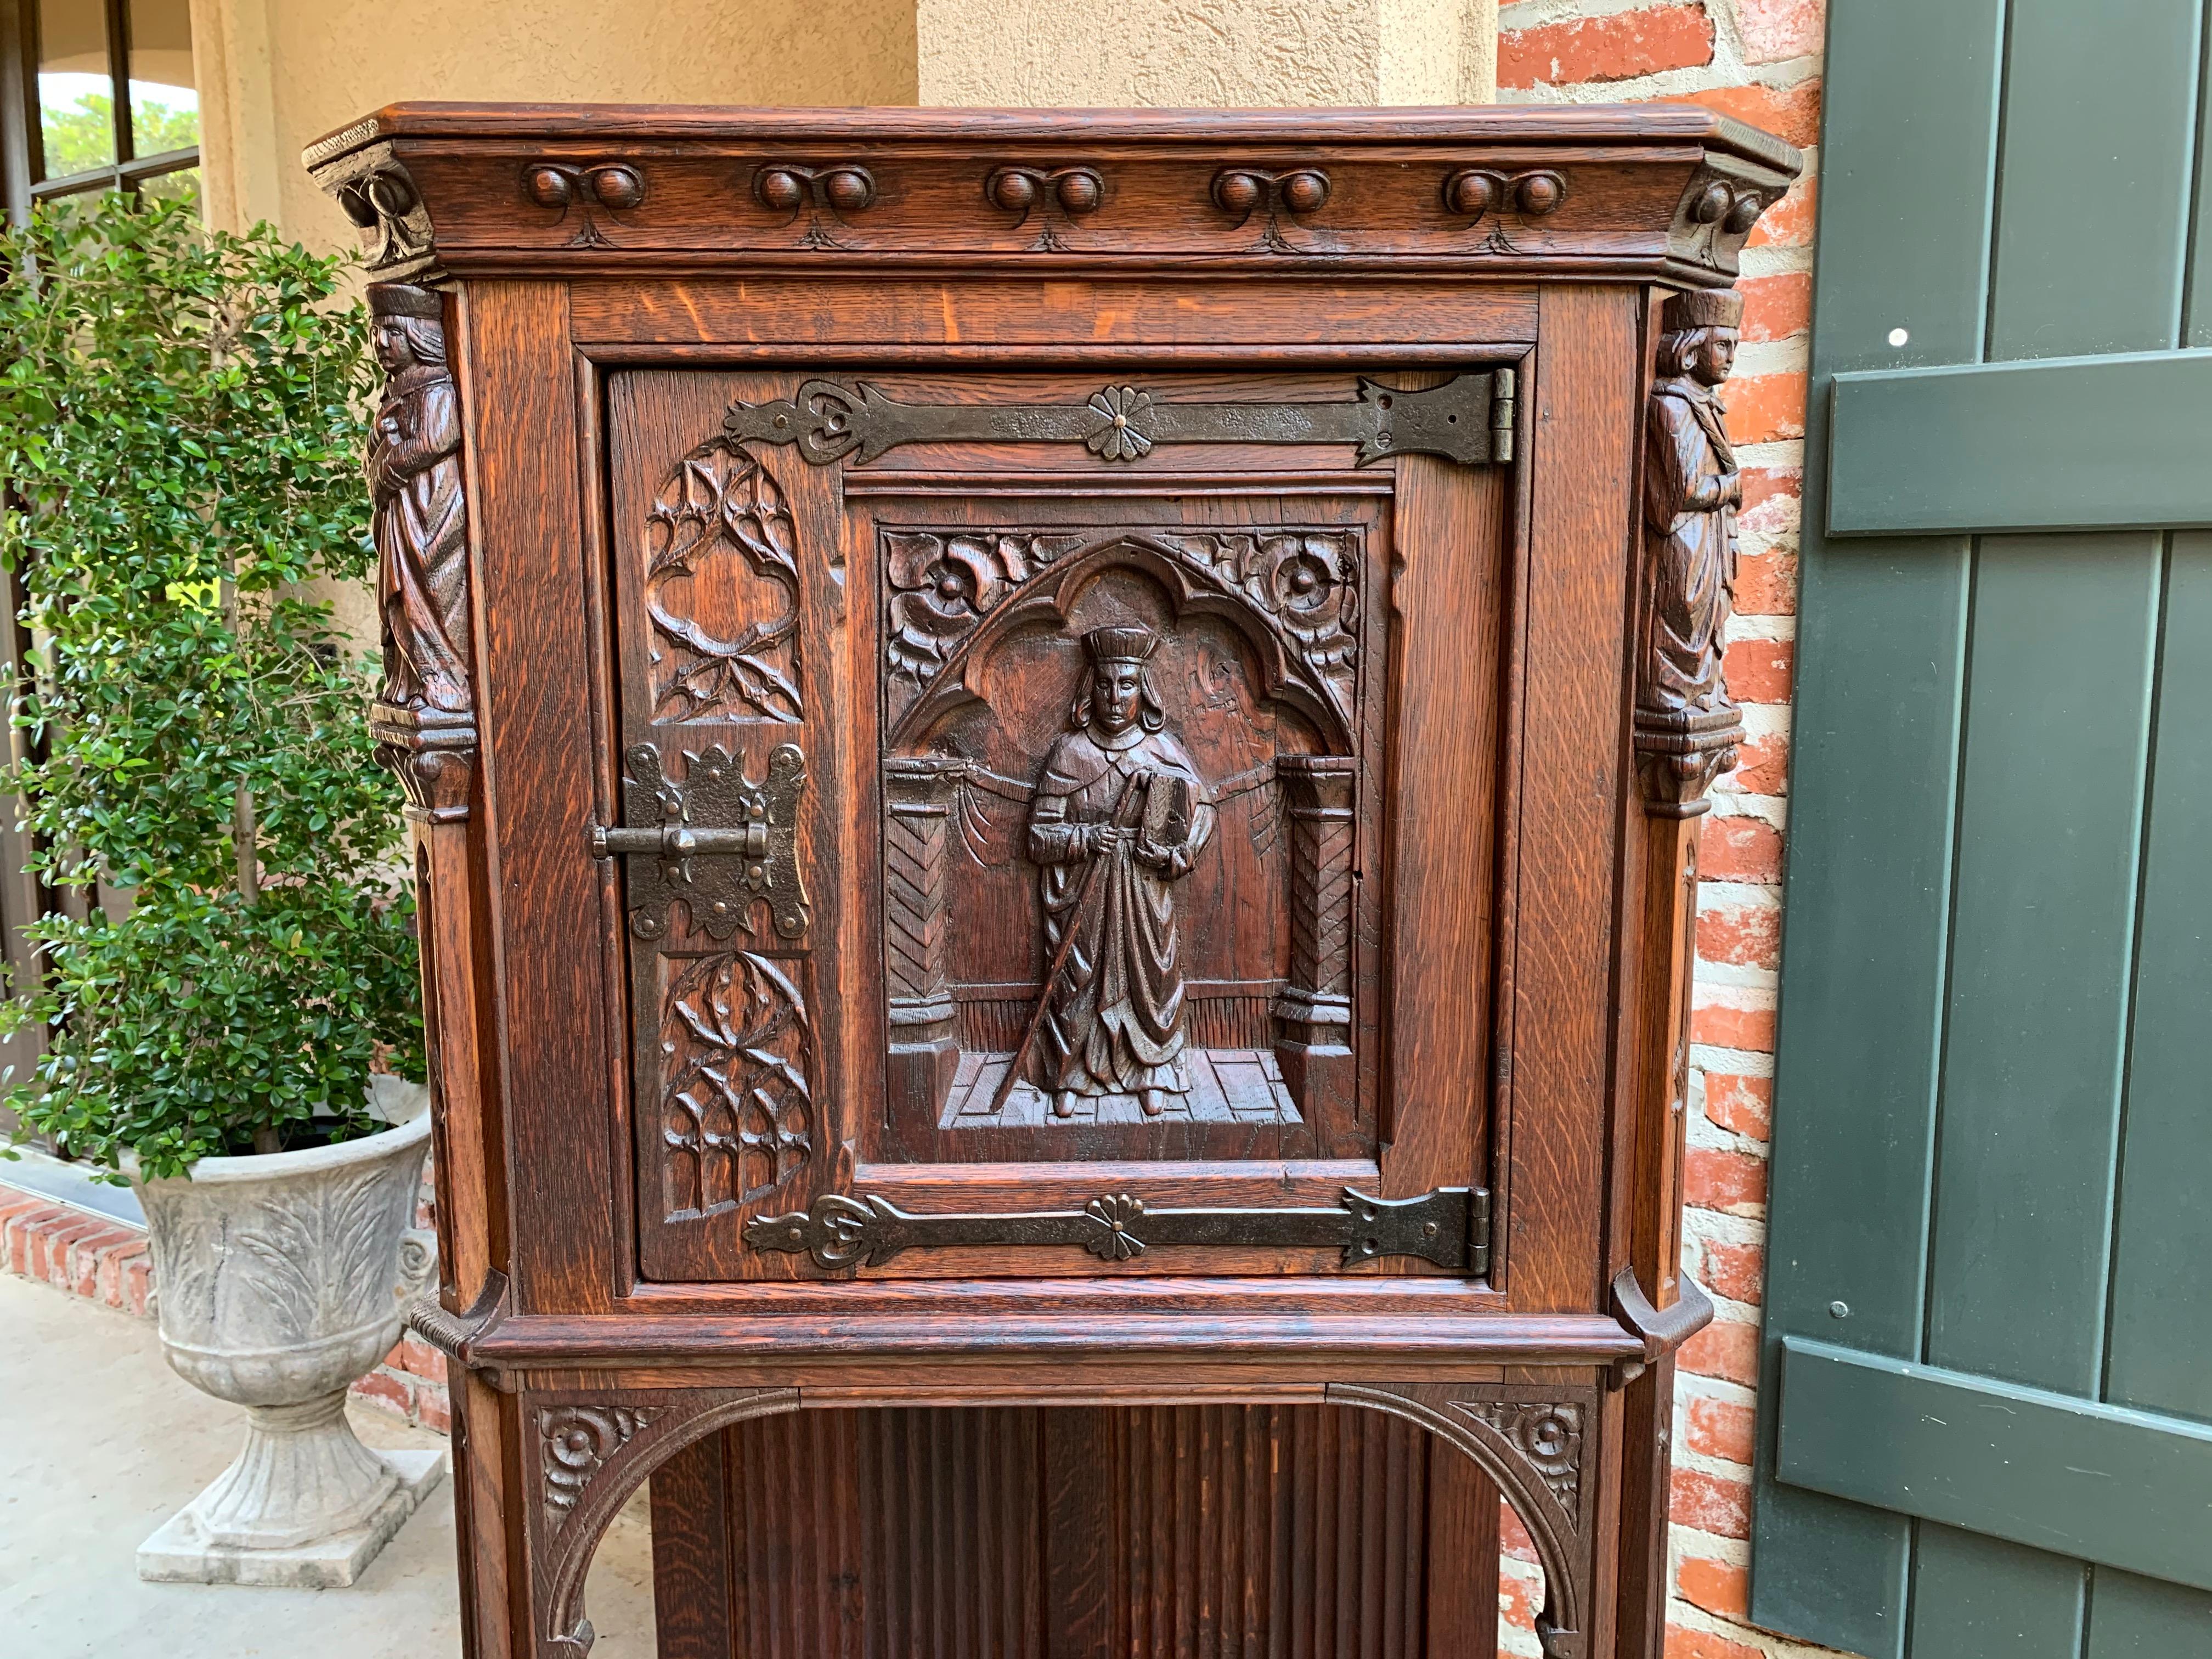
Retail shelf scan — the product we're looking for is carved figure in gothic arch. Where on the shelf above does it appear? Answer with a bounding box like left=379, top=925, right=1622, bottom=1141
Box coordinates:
left=1023, top=625, right=1217, bottom=1118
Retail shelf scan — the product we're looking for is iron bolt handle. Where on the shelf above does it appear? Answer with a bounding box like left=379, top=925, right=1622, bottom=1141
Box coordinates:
left=594, top=822, right=771, bottom=859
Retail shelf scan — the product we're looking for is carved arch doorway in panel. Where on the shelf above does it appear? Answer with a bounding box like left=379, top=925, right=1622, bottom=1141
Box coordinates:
left=876, top=525, right=1373, bottom=1164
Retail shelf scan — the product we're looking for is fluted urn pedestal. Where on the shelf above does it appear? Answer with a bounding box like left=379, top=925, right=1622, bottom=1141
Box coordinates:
left=131, top=1077, right=447, bottom=1587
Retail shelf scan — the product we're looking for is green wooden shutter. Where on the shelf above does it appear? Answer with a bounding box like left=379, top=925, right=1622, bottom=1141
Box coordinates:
left=1753, top=2, right=2212, bottom=1654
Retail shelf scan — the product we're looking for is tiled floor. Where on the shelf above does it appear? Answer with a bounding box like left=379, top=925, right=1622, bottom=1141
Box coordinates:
left=0, top=1269, right=655, bottom=1657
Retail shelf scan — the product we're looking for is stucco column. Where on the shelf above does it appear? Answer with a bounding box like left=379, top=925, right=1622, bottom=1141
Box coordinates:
left=918, top=0, right=1497, bottom=106
left=191, top=0, right=289, bottom=236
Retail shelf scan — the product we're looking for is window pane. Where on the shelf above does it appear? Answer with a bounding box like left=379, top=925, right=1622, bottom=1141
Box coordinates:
left=37, top=0, right=118, bottom=179
left=127, top=0, right=198, bottom=159
left=136, top=166, right=199, bottom=215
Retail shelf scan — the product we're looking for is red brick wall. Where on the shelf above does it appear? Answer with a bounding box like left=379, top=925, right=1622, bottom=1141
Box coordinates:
left=1501, top=1, right=1826, bottom=1654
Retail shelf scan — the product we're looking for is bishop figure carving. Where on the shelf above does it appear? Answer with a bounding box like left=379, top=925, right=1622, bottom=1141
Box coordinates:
left=1020, top=627, right=1216, bottom=1118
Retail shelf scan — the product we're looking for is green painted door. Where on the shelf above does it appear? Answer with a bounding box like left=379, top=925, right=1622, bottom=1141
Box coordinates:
left=1752, top=2, right=2212, bottom=1654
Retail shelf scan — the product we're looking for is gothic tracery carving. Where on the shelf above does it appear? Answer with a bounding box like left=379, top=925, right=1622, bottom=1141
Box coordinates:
left=645, top=441, right=802, bottom=723
left=880, top=528, right=1360, bottom=733
left=659, top=951, right=813, bottom=1221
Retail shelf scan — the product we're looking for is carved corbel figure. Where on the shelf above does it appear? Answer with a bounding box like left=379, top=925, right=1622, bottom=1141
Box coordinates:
left=1635, top=287, right=1746, bottom=816
left=365, top=283, right=475, bottom=821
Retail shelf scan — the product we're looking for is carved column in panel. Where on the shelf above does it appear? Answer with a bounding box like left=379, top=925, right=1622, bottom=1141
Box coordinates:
left=882, top=756, right=969, bottom=1119
left=1274, top=754, right=1358, bottom=1120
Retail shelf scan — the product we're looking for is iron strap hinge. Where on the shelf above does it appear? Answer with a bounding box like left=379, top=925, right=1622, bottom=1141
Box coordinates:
left=747, top=1184, right=1493, bottom=1274
left=594, top=741, right=811, bottom=943
left=724, top=371, right=1516, bottom=469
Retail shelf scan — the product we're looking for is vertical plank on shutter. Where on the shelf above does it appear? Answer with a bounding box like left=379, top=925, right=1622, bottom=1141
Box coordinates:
left=1908, top=1526, right=2087, bottom=1658
left=1925, top=538, right=2159, bottom=1393
left=1916, top=537, right=2159, bottom=1657
left=2085, top=1564, right=2212, bottom=1654
left=2095, top=537, right=2212, bottom=1639
left=1987, top=0, right=2203, bottom=360
left=1750, top=4, right=2002, bottom=1649
left=1914, top=3, right=2194, bottom=1649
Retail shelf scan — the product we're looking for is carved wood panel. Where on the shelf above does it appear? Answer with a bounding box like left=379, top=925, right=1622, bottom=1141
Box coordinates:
left=611, top=369, right=1505, bottom=1280
left=610, top=373, right=845, bottom=1284
left=870, top=508, right=1387, bottom=1169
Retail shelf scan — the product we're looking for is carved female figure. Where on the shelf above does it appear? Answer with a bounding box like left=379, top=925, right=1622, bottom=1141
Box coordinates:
left=1025, top=627, right=1216, bottom=1117
left=1638, top=287, right=1745, bottom=805
left=366, top=283, right=470, bottom=715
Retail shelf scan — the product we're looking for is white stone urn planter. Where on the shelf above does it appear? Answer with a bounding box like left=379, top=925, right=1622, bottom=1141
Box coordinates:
left=128, top=1075, right=447, bottom=1587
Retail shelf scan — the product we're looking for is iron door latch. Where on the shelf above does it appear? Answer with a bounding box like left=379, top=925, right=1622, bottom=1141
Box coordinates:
left=595, top=742, right=811, bottom=942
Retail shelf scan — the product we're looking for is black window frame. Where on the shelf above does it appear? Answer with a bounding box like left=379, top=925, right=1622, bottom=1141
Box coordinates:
left=1, top=0, right=199, bottom=223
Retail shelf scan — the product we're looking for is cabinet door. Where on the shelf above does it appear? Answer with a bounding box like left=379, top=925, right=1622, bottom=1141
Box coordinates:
left=606, top=368, right=1513, bottom=1283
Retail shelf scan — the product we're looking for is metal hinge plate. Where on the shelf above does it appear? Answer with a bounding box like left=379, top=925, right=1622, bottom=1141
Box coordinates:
left=595, top=742, right=811, bottom=942
left=746, top=1184, right=1492, bottom=1273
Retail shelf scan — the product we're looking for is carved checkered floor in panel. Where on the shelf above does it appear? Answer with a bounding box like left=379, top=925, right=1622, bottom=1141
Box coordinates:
left=939, top=1049, right=1304, bottom=1129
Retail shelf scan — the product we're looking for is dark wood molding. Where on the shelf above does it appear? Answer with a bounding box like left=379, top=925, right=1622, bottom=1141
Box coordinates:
left=306, top=105, right=1801, bottom=283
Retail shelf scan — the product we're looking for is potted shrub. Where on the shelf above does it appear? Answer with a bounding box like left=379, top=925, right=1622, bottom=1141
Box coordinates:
left=0, top=195, right=435, bottom=1585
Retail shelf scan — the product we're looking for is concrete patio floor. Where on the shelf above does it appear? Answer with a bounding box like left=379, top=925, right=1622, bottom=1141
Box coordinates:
left=0, top=1268, right=655, bottom=1658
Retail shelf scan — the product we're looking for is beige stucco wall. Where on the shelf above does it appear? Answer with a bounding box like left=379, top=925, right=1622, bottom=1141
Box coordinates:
left=918, top=0, right=1495, bottom=107
left=190, top=0, right=919, bottom=244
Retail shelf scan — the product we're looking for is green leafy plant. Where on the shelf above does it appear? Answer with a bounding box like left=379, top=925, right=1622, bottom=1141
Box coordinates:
left=0, top=193, right=421, bottom=1179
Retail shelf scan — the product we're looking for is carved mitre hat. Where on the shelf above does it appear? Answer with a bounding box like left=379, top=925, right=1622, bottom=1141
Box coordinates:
left=367, top=283, right=444, bottom=321
left=1082, top=625, right=1160, bottom=664
left=1662, top=288, right=1743, bottom=334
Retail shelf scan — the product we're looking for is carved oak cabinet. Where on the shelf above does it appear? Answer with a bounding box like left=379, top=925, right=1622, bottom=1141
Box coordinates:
left=310, top=104, right=1798, bottom=1659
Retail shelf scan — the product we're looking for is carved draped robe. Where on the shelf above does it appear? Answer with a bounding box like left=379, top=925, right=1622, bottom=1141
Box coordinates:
left=370, top=360, right=471, bottom=714
left=1640, top=374, right=1740, bottom=717
left=1026, top=725, right=1216, bottom=1101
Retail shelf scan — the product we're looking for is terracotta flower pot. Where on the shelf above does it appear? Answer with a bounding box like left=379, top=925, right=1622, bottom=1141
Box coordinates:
left=129, top=1076, right=447, bottom=1586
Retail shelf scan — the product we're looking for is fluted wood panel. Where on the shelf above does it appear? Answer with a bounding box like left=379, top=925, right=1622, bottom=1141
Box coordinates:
left=652, top=1404, right=1499, bottom=1658
left=1105, top=1405, right=1429, bottom=1659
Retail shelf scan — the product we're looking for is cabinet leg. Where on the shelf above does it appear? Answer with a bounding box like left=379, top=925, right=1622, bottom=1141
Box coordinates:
left=1611, top=1354, right=1676, bottom=1659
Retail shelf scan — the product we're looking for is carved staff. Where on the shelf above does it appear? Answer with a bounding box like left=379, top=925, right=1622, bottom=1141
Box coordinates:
left=988, top=769, right=1149, bottom=1116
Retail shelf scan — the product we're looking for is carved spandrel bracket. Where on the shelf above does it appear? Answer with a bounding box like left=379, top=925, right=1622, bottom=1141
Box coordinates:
left=599, top=743, right=811, bottom=942
left=724, top=373, right=1513, bottom=469
left=746, top=1184, right=1487, bottom=1272
left=524, top=1387, right=801, bottom=1659
left=1328, top=1381, right=1600, bottom=1659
